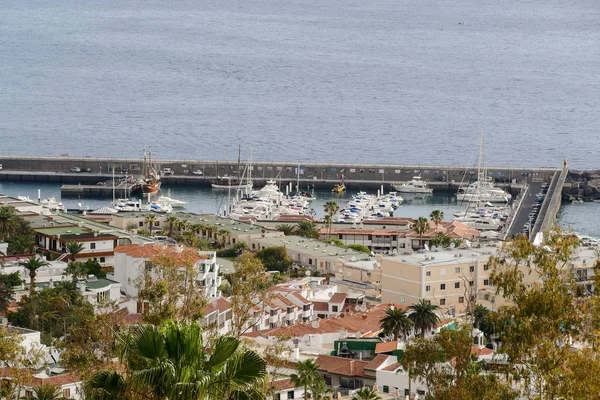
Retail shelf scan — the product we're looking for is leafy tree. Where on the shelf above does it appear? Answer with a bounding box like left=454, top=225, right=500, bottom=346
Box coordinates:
left=275, top=224, right=295, bottom=236
left=324, top=201, right=339, bottom=236
left=380, top=307, right=413, bottom=340
left=290, top=359, right=319, bottom=400
left=429, top=209, right=444, bottom=232
left=351, top=387, right=381, bottom=400
left=18, top=256, right=49, bottom=296
left=86, top=321, right=267, bottom=400
left=294, top=221, right=320, bottom=239
left=124, top=222, right=137, bottom=232
left=347, top=244, right=371, bottom=254
left=324, top=238, right=345, bottom=247
left=229, top=252, right=270, bottom=336
left=216, top=242, right=248, bottom=258
left=468, top=304, right=489, bottom=331
left=66, top=241, right=85, bottom=261
left=408, top=299, right=440, bottom=338
left=0, top=272, right=23, bottom=313
left=135, top=247, right=209, bottom=325
left=412, top=217, right=430, bottom=250
left=256, top=246, right=293, bottom=273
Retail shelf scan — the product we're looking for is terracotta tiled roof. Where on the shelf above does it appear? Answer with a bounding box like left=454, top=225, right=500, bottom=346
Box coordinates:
left=312, top=301, right=329, bottom=312
left=406, top=220, right=479, bottom=240
left=329, top=293, right=348, bottom=304
left=375, top=341, right=398, bottom=354
left=471, top=346, right=494, bottom=356
left=114, top=244, right=210, bottom=263
left=435, top=318, right=454, bottom=329
left=362, top=218, right=413, bottom=226
left=364, top=354, right=390, bottom=371
left=0, top=367, right=80, bottom=387
left=270, top=378, right=298, bottom=391
left=242, top=303, right=405, bottom=339
left=274, top=293, right=296, bottom=308
left=290, top=292, right=311, bottom=305
left=382, top=362, right=401, bottom=372
left=125, top=313, right=143, bottom=324
left=315, top=355, right=370, bottom=378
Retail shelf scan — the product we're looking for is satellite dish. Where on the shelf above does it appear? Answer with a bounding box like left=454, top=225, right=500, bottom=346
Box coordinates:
left=360, top=305, right=367, bottom=312
left=354, top=305, right=361, bottom=311
left=311, top=320, right=320, bottom=329
left=424, top=244, right=430, bottom=251
left=431, top=245, right=437, bottom=251
left=350, top=256, right=357, bottom=262
left=302, top=335, right=310, bottom=344
left=328, top=292, right=333, bottom=298
left=305, top=270, right=311, bottom=277
left=465, top=240, right=472, bottom=248
left=449, top=242, right=456, bottom=249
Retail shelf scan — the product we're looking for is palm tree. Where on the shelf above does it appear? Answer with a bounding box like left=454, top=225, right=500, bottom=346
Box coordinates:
left=408, top=299, right=441, bottom=338
left=66, top=241, right=85, bottom=262
left=19, top=256, right=50, bottom=296
left=295, top=221, right=320, bottom=239
left=429, top=209, right=444, bottom=232
left=86, top=321, right=266, bottom=400
left=165, top=215, right=179, bottom=237
left=379, top=307, right=413, bottom=341
left=291, top=359, right=319, bottom=400
left=145, top=213, right=157, bottom=235
left=0, top=206, right=18, bottom=240
left=324, top=201, right=339, bottom=236
left=7, top=234, right=36, bottom=254
left=310, top=377, right=331, bottom=400
left=65, top=261, right=88, bottom=284
left=412, top=217, right=429, bottom=250
left=275, top=224, right=295, bottom=236
left=469, top=304, right=490, bottom=330
left=352, top=387, right=382, bottom=400
left=23, top=383, right=66, bottom=400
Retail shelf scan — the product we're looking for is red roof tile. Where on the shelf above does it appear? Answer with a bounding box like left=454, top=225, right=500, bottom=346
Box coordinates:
left=364, top=354, right=390, bottom=371
left=313, top=301, right=329, bottom=312
left=375, top=341, right=398, bottom=353
left=382, top=362, right=401, bottom=372
left=270, top=378, right=298, bottom=391
left=471, top=346, right=494, bottom=356
left=329, top=293, right=348, bottom=304
left=315, top=355, right=370, bottom=378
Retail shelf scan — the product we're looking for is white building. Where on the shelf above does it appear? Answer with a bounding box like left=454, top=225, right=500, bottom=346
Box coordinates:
left=113, top=244, right=220, bottom=298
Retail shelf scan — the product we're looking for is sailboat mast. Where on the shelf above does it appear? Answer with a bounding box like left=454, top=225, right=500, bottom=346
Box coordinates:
left=297, top=164, right=300, bottom=194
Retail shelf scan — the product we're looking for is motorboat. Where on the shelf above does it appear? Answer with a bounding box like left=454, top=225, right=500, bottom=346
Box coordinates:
left=392, top=176, right=433, bottom=194
left=155, top=196, right=187, bottom=208
left=211, top=175, right=253, bottom=190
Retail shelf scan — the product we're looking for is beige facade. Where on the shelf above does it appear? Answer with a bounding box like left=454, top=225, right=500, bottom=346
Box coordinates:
left=380, top=246, right=498, bottom=315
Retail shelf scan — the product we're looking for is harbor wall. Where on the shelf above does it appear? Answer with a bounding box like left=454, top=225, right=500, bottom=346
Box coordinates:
left=0, top=155, right=559, bottom=192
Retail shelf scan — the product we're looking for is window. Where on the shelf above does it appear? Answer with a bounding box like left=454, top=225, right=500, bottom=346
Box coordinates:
left=332, top=306, right=338, bottom=312
left=484, top=263, right=489, bottom=271
left=458, top=297, right=464, bottom=303
left=90, top=243, right=96, bottom=250
left=270, top=309, right=276, bottom=316
left=383, top=386, right=390, bottom=394
left=270, top=323, right=276, bottom=329
left=139, top=221, right=144, bottom=227
left=252, top=244, right=256, bottom=250
left=63, top=388, right=71, bottom=398
left=155, top=221, right=159, bottom=227
left=276, top=394, right=281, bottom=400
left=455, top=267, right=461, bottom=273
left=287, top=307, right=294, bottom=314
left=469, top=280, right=474, bottom=287
left=145, top=261, right=152, bottom=271
left=308, top=259, right=312, bottom=265
left=484, top=279, right=490, bottom=286
left=440, top=299, right=446, bottom=306
left=425, top=285, right=431, bottom=292
left=303, top=304, right=310, bottom=311
left=469, top=265, right=475, bottom=272
left=100, top=257, right=105, bottom=263
left=426, top=271, right=431, bottom=277
left=287, top=391, right=294, bottom=399
left=440, top=284, right=446, bottom=290
left=455, top=282, right=460, bottom=289
left=440, top=268, right=446, bottom=276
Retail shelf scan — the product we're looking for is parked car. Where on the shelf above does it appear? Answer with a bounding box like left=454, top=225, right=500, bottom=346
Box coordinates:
left=160, top=168, right=174, bottom=176
left=70, top=167, right=81, bottom=173
left=0, top=164, right=3, bottom=170
left=83, top=167, right=91, bottom=173
left=192, top=170, right=203, bottom=175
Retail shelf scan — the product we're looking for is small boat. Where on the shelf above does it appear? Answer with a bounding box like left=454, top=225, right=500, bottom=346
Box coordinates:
left=156, top=196, right=187, bottom=208
left=392, top=176, right=433, bottom=194
left=211, top=175, right=252, bottom=190
left=332, top=183, right=346, bottom=193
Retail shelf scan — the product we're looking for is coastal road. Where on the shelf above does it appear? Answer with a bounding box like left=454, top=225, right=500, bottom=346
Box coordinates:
left=507, top=182, right=545, bottom=238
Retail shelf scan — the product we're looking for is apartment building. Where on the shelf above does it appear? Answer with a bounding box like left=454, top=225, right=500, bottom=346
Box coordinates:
left=113, top=244, right=220, bottom=298
left=380, top=245, right=498, bottom=315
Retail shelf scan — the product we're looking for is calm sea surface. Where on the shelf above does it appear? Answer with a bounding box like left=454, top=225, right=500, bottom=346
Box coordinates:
left=1, top=0, right=599, bottom=167
left=1, top=0, right=599, bottom=233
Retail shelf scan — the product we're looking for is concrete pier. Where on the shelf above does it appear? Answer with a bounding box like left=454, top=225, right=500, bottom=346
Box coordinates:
left=0, top=155, right=558, bottom=192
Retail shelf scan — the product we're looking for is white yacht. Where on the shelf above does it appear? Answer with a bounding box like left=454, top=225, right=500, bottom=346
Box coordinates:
left=392, top=176, right=433, bottom=194
left=457, top=178, right=512, bottom=203
left=155, top=196, right=187, bottom=208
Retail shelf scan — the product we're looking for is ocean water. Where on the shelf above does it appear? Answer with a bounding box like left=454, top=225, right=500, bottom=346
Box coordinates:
left=1, top=0, right=599, bottom=168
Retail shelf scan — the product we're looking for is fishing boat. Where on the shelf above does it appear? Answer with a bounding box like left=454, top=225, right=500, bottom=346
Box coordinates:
left=211, top=175, right=252, bottom=190
left=392, top=176, right=433, bottom=194
left=132, top=147, right=161, bottom=194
